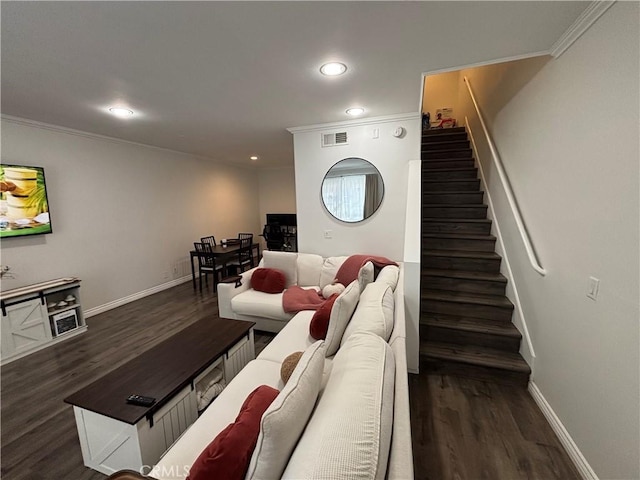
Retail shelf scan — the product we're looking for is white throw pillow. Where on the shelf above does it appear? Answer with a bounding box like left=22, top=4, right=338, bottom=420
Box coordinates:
left=282, top=332, right=395, bottom=480
left=245, top=340, right=325, bottom=480
left=262, top=250, right=298, bottom=287
left=341, top=282, right=394, bottom=347
left=358, top=261, right=375, bottom=292
left=324, top=280, right=360, bottom=357
left=319, top=255, right=348, bottom=288
left=296, top=253, right=324, bottom=287
left=375, top=265, right=400, bottom=291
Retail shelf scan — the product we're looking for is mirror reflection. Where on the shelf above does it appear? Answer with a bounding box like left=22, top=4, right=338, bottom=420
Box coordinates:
left=321, top=157, right=384, bottom=223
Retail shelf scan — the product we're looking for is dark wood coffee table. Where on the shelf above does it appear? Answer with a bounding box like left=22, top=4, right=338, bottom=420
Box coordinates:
left=65, top=316, right=255, bottom=476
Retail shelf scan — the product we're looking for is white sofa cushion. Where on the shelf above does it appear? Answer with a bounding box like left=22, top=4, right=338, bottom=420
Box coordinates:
left=341, top=282, right=394, bottom=347
left=150, top=359, right=282, bottom=480
left=319, top=255, right=348, bottom=289
left=324, top=280, right=360, bottom=357
left=257, top=311, right=316, bottom=363
left=246, top=340, right=325, bottom=480
left=296, top=253, right=324, bottom=287
left=262, top=250, right=298, bottom=287
left=375, top=264, right=400, bottom=291
left=358, top=261, right=375, bottom=291
left=282, top=332, right=395, bottom=480
left=231, top=290, right=294, bottom=322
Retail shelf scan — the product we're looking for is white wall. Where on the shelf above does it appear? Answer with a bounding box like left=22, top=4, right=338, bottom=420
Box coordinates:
left=0, top=118, right=261, bottom=311
left=257, top=167, right=296, bottom=249
left=290, top=113, right=420, bottom=259
left=290, top=113, right=421, bottom=371
left=456, top=3, right=639, bottom=478
left=422, top=70, right=461, bottom=120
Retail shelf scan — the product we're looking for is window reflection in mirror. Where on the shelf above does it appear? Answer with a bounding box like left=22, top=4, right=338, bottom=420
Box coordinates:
left=321, top=158, right=384, bottom=223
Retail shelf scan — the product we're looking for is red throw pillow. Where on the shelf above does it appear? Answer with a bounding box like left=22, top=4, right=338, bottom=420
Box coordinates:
left=186, top=385, right=279, bottom=480
left=309, top=294, right=339, bottom=340
left=251, top=268, right=286, bottom=294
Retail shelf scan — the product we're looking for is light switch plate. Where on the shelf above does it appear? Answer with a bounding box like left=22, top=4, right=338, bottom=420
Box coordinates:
left=587, top=276, right=600, bottom=300
left=324, top=230, right=333, bottom=239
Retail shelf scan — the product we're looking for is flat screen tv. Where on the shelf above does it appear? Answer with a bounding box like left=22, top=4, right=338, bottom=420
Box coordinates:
left=0, top=164, right=53, bottom=238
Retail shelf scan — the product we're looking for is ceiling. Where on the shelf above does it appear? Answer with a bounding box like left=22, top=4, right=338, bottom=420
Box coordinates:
left=1, top=1, right=589, bottom=168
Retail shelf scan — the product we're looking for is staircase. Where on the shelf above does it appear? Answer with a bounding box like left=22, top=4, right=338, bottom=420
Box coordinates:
left=420, top=126, right=531, bottom=386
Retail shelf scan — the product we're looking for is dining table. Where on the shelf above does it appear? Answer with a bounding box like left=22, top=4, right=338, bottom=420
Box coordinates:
left=189, top=242, right=260, bottom=289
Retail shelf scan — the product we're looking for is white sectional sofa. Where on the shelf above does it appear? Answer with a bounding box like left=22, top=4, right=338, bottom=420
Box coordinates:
left=218, top=251, right=352, bottom=333
left=148, top=251, right=413, bottom=480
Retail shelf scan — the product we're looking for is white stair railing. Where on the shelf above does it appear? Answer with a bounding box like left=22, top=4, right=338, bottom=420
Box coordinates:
left=463, top=76, right=546, bottom=276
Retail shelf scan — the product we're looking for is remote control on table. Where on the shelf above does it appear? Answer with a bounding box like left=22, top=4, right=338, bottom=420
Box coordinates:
left=126, top=394, right=156, bottom=407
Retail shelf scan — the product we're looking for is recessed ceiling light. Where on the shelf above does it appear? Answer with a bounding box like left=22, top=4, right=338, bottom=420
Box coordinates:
left=108, top=107, right=134, bottom=118
left=320, top=62, right=347, bottom=76
left=250, top=156, right=259, bottom=161
left=346, top=107, right=365, bottom=116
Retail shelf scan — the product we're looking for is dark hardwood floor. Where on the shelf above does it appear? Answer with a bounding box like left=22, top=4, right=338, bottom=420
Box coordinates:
left=410, top=373, right=581, bottom=480
left=1, top=281, right=578, bottom=480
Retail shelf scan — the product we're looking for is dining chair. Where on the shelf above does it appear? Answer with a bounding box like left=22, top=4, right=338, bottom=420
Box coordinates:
left=193, top=242, right=223, bottom=292
left=225, top=236, right=254, bottom=275
left=201, top=236, right=217, bottom=249
left=238, top=232, right=253, bottom=242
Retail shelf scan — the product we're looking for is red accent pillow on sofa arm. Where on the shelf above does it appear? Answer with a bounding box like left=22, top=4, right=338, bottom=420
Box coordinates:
left=250, top=268, right=287, bottom=294
left=186, top=385, right=279, bottom=480
left=309, top=294, right=339, bottom=340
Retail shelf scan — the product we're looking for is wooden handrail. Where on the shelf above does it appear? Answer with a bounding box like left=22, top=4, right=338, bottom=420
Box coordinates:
left=463, top=76, right=546, bottom=276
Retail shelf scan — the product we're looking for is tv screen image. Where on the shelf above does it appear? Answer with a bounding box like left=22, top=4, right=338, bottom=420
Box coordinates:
left=0, top=164, right=52, bottom=238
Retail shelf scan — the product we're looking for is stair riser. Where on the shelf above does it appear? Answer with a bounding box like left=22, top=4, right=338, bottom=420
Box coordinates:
left=421, top=356, right=529, bottom=386
left=422, top=206, right=487, bottom=219
left=421, top=324, right=521, bottom=352
left=422, top=192, right=483, bottom=204
left=422, top=132, right=468, bottom=144
left=422, top=149, right=473, bottom=160
left=423, top=237, right=496, bottom=252
left=422, top=299, right=513, bottom=321
left=423, top=127, right=466, bottom=136
left=422, top=160, right=475, bottom=170
left=422, top=140, right=470, bottom=151
left=422, top=180, right=480, bottom=192
left=422, top=221, right=492, bottom=235
left=422, top=170, right=478, bottom=180
left=422, top=255, right=501, bottom=273
left=422, top=275, right=506, bottom=295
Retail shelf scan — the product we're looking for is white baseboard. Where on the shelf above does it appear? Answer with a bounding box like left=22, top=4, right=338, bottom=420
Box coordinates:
left=84, top=275, right=192, bottom=318
left=528, top=382, right=598, bottom=480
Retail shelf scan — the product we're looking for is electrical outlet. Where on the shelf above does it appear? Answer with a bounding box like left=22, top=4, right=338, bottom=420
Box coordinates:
left=587, top=276, right=600, bottom=300
left=324, top=230, right=333, bottom=239
left=162, top=271, right=170, bottom=280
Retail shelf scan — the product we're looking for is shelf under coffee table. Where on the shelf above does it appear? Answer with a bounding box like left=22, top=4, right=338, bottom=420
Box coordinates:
left=65, top=316, right=255, bottom=476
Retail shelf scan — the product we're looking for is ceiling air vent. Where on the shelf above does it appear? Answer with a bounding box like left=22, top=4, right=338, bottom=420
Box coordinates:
left=321, top=131, right=348, bottom=147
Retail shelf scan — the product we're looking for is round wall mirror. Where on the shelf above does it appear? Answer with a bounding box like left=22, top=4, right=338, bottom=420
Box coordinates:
left=321, top=157, right=384, bottom=223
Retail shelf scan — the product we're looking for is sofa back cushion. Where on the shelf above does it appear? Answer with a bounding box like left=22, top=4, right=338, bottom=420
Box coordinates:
left=324, top=280, right=360, bottom=357
left=296, top=253, right=324, bottom=287
left=341, top=282, right=394, bottom=347
left=374, top=265, right=400, bottom=291
left=319, top=256, right=348, bottom=289
left=282, top=332, right=395, bottom=480
left=186, top=384, right=279, bottom=480
left=358, top=261, right=375, bottom=291
left=262, top=251, right=298, bottom=287
left=250, top=268, right=287, bottom=294
left=246, top=340, right=325, bottom=480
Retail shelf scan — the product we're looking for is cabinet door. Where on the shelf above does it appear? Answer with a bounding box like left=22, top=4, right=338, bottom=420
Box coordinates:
left=2, top=298, right=51, bottom=357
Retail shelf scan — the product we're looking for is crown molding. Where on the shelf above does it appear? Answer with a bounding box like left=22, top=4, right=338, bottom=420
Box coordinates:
left=0, top=114, right=256, bottom=170
left=550, top=0, right=616, bottom=58
left=287, top=112, right=420, bottom=134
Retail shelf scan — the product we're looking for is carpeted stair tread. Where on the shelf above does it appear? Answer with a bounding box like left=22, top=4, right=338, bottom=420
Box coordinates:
left=421, top=269, right=507, bottom=283
left=420, top=341, right=531, bottom=372
left=420, top=313, right=521, bottom=337
left=421, top=166, right=476, bottom=172
left=422, top=290, right=513, bottom=309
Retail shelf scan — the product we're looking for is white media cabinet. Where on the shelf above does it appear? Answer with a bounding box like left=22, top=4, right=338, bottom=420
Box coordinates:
left=1, top=277, right=86, bottom=365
